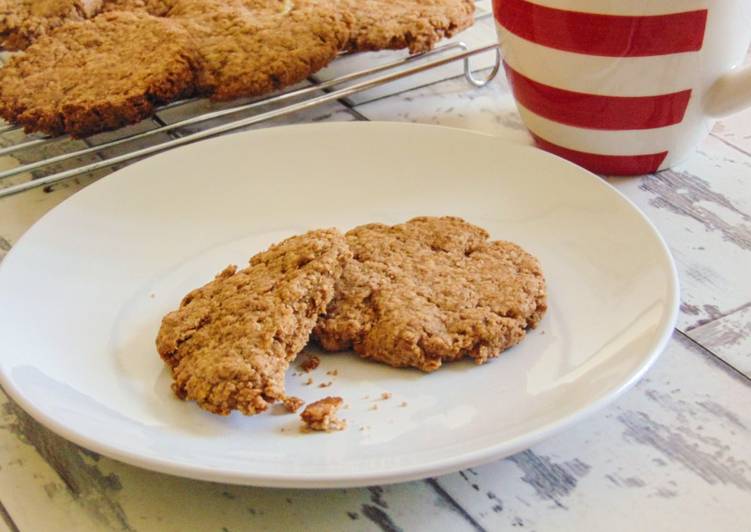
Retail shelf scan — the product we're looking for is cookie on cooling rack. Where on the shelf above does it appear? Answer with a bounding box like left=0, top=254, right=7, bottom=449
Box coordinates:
left=156, top=229, right=350, bottom=416
left=0, top=10, right=197, bottom=137
left=0, top=0, right=102, bottom=50
left=341, top=0, right=475, bottom=54
left=100, top=0, right=175, bottom=15
left=314, top=216, right=547, bottom=372
left=169, top=0, right=351, bottom=101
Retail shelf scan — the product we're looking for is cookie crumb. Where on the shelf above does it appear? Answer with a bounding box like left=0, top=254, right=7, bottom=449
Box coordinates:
left=369, top=404, right=378, bottom=411
left=380, top=392, right=392, bottom=400
left=319, top=381, right=332, bottom=388
left=283, top=396, right=304, bottom=413
left=300, top=396, right=346, bottom=432
left=326, top=369, right=339, bottom=376
left=400, top=401, right=408, bottom=407
left=149, top=293, right=155, bottom=299
left=304, top=377, right=314, bottom=386
left=300, top=356, right=320, bottom=372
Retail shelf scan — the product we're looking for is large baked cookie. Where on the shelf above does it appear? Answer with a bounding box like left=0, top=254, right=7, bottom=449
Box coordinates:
left=314, top=217, right=547, bottom=372
left=0, top=10, right=197, bottom=137
left=156, top=229, right=351, bottom=416
left=341, top=0, right=475, bottom=54
left=100, top=0, right=175, bottom=15
left=0, top=0, right=102, bottom=50
left=169, top=0, right=351, bottom=101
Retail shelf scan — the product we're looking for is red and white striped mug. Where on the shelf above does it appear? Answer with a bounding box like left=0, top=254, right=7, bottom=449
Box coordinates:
left=493, top=0, right=751, bottom=175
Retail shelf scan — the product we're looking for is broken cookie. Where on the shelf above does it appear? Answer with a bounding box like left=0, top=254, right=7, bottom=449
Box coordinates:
left=156, top=228, right=351, bottom=416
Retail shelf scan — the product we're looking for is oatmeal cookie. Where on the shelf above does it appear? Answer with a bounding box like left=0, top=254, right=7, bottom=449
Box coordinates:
left=101, top=0, right=175, bottom=15
left=341, top=0, right=475, bottom=54
left=156, top=229, right=350, bottom=416
left=0, top=0, right=102, bottom=50
left=314, top=217, right=547, bottom=372
left=0, top=11, right=197, bottom=137
left=169, top=0, right=351, bottom=101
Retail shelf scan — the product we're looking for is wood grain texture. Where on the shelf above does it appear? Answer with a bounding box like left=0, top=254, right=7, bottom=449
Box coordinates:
left=689, top=305, right=751, bottom=379
left=0, top=501, right=17, bottom=532
left=432, top=333, right=751, bottom=531
left=0, top=387, right=480, bottom=532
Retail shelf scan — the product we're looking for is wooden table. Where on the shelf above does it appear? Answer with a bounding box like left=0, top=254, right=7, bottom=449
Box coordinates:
left=1, top=7, right=749, bottom=531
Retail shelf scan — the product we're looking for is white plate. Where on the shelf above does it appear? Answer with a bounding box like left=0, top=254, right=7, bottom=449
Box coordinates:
left=0, top=122, right=678, bottom=488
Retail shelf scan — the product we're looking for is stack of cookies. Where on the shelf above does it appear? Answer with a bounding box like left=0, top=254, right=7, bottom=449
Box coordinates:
left=0, top=0, right=476, bottom=137
left=156, top=216, right=547, bottom=418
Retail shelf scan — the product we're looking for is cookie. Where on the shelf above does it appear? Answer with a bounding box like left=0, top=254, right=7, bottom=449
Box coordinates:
left=101, top=0, right=175, bottom=15
left=314, top=217, right=547, bottom=372
left=341, top=0, right=475, bottom=54
left=0, top=11, right=197, bottom=137
left=169, top=0, right=351, bottom=101
left=156, top=229, right=351, bottom=416
left=0, top=0, right=102, bottom=50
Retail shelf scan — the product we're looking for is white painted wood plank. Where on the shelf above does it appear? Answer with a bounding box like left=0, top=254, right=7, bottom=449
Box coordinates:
left=712, top=111, right=751, bottom=156
left=84, top=118, right=177, bottom=167
left=0, top=389, right=479, bottom=532
left=354, top=70, right=751, bottom=333
left=606, top=137, right=751, bottom=331
left=689, top=305, right=751, bottom=378
left=354, top=67, right=530, bottom=144
left=0, top=505, right=14, bottom=532
left=433, top=333, right=751, bottom=531
left=0, top=392, right=119, bottom=531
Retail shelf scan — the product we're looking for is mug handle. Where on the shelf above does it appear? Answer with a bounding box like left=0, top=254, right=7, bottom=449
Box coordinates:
left=706, top=63, right=751, bottom=117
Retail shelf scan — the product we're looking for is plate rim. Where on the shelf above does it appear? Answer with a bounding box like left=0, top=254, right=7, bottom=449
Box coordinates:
left=0, top=121, right=680, bottom=488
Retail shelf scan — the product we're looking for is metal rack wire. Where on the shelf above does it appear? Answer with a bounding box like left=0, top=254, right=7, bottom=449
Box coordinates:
left=0, top=42, right=501, bottom=199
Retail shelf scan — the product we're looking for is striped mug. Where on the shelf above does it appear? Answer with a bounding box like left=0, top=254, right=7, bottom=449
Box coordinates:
left=493, top=0, right=751, bottom=175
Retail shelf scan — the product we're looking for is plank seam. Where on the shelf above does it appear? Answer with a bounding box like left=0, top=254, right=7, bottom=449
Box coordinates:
left=424, top=478, right=488, bottom=532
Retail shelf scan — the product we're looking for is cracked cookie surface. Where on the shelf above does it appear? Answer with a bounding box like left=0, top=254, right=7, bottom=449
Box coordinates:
left=169, top=0, right=351, bottom=101
left=314, top=217, right=547, bottom=372
left=156, top=229, right=350, bottom=416
left=0, top=0, right=102, bottom=50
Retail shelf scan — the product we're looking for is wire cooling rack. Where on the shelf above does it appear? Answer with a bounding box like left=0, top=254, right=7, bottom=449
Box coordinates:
left=0, top=42, right=500, bottom=199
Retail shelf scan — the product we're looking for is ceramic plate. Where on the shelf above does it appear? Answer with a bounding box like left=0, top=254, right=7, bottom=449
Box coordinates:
left=0, top=122, right=678, bottom=487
